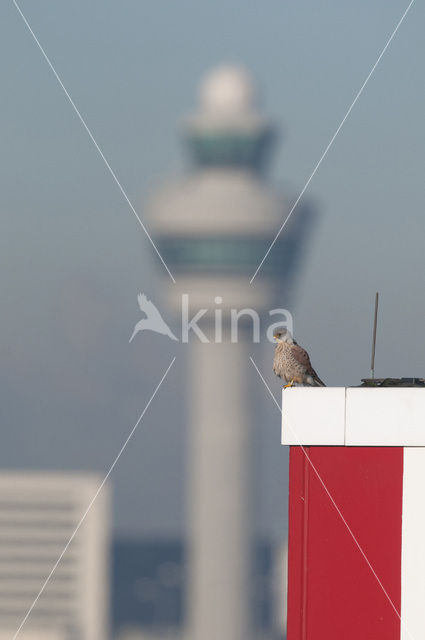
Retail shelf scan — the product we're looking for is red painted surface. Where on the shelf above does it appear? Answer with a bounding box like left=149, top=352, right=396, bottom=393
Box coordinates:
left=287, top=446, right=403, bottom=640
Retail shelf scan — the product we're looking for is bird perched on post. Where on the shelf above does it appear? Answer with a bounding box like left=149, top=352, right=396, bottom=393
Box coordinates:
left=273, top=327, right=325, bottom=387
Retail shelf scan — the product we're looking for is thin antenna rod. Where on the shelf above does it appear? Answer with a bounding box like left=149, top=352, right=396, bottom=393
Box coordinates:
left=370, top=292, right=379, bottom=379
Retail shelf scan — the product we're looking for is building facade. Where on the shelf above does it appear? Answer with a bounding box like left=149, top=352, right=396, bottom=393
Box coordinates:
left=0, top=472, right=109, bottom=640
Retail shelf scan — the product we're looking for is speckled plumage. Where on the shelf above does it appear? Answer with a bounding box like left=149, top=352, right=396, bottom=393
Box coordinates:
left=273, top=334, right=325, bottom=386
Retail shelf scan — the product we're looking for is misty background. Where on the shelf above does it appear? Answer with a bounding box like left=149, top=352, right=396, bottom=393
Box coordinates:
left=0, top=0, right=424, bottom=540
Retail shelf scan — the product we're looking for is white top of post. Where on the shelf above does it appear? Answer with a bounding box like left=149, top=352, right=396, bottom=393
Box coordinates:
left=281, top=387, right=425, bottom=447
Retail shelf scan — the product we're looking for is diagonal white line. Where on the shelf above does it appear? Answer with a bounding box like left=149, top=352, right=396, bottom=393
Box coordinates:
left=12, top=356, right=176, bottom=640
left=12, top=0, right=176, bottom=284
left=249, top=356, right=415, bottom=640
left=250, top=0, right=416, bottom=283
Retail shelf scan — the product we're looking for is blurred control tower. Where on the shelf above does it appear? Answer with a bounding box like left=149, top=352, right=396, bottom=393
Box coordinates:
left=148, top=65, right=314, bottom=640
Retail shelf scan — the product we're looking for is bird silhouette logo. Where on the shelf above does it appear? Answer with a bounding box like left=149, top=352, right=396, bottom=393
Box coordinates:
left=129, top=293, right=179, bottom=343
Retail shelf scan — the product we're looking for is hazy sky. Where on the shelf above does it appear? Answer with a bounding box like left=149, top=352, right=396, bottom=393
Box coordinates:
left=1, top=1, right=424, bottom=537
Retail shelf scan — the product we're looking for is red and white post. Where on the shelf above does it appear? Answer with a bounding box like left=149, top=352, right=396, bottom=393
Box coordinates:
left=282, top=387, right=425, bottom=640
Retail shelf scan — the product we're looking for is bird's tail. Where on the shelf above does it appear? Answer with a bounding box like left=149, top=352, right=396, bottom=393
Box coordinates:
left=129, top=328, right=137, bottom=343
left=310, top=368, right=326, bottom=386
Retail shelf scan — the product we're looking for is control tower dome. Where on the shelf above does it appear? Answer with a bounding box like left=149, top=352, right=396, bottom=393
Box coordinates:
left=199, top=65, right=256, bottom=116
left=186, top=64, right=273, bottom=171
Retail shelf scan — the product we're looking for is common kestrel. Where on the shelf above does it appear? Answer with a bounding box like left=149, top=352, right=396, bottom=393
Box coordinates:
left=273, top=327, right=325, bottom=387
